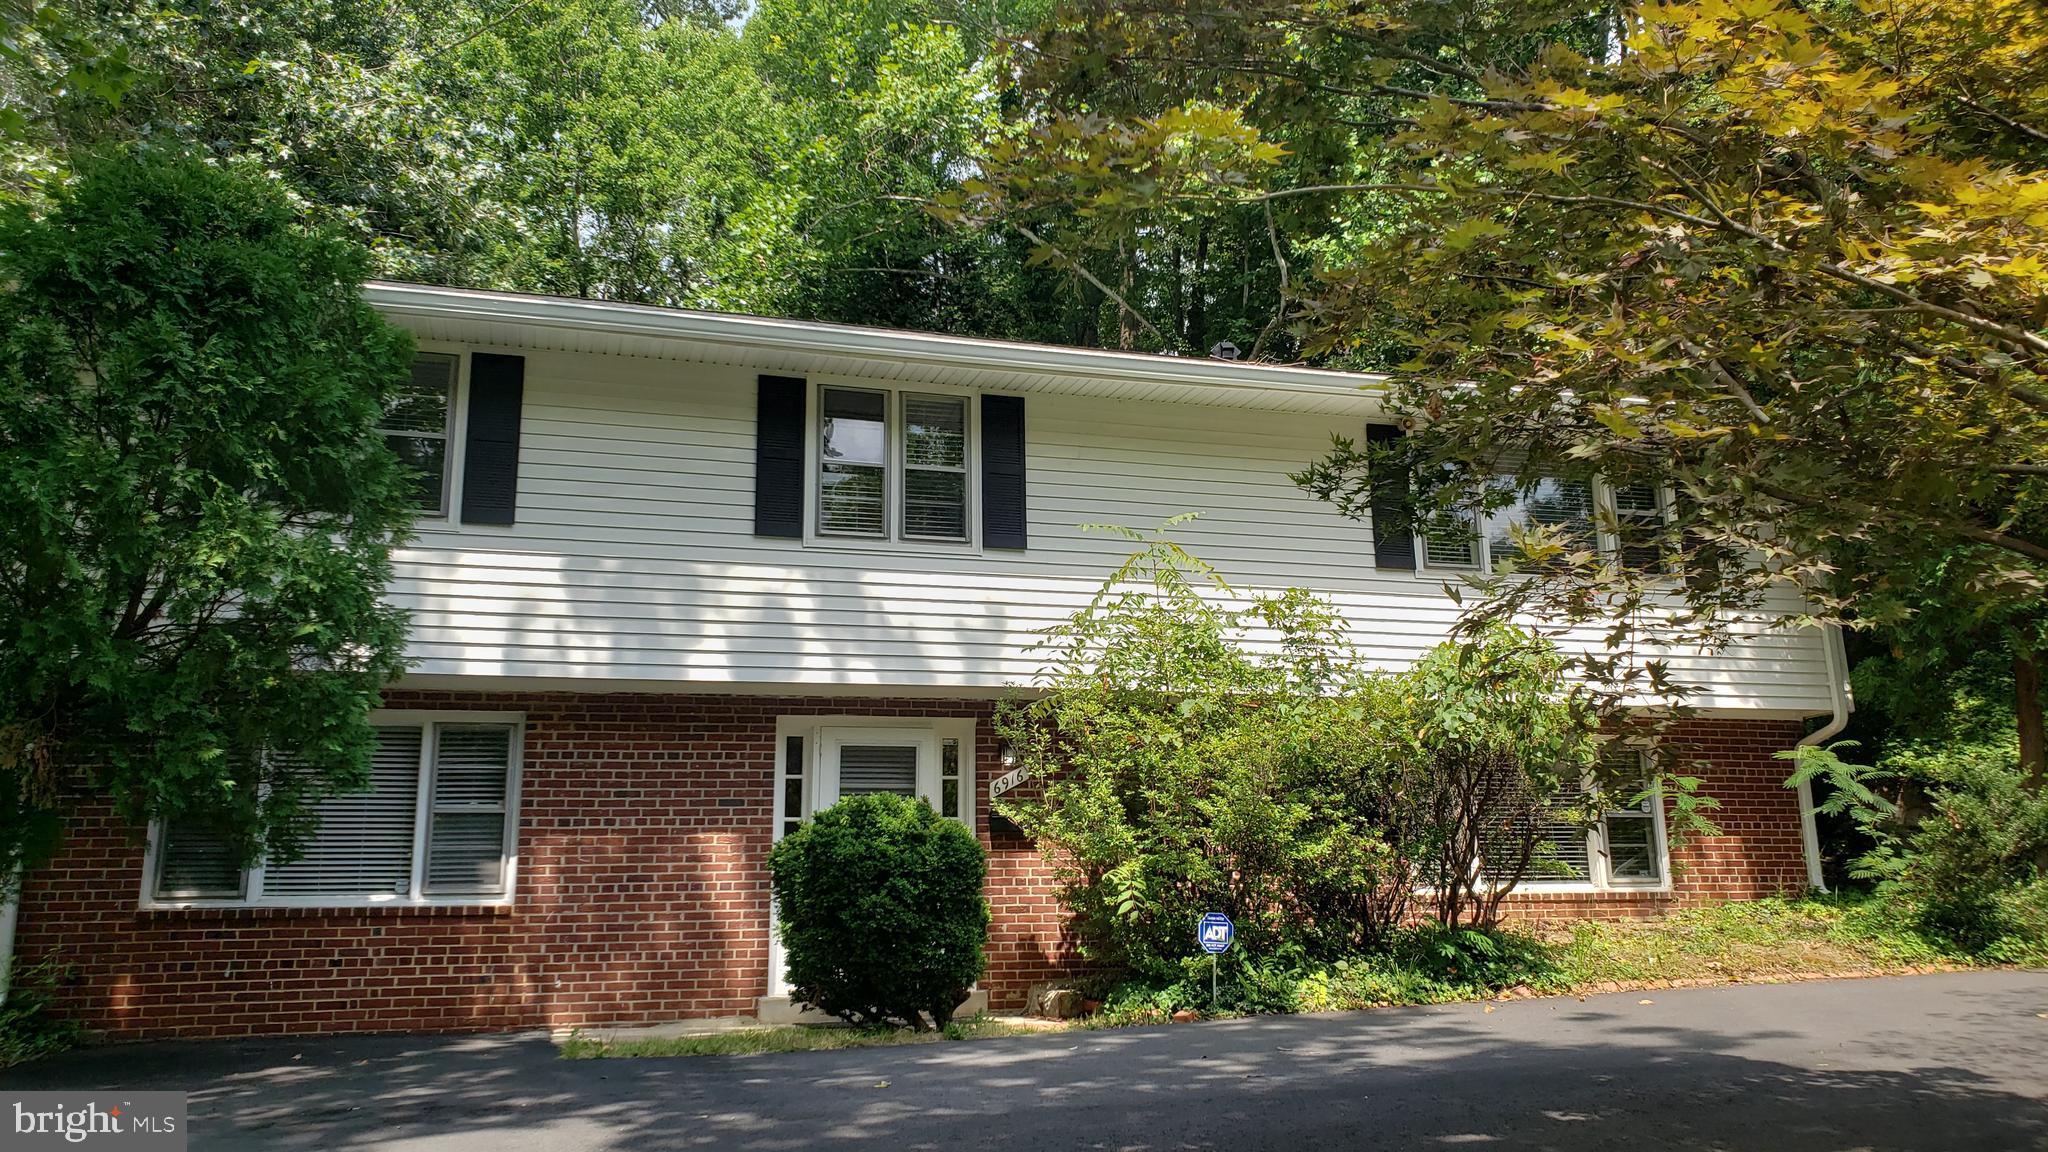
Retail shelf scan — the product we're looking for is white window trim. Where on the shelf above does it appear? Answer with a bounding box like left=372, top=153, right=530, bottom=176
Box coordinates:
left=771, top=715, right=977, bottom=835
left=803, top=381, right=983, bottom=556
left=138, top=709, right=525, bottom=910
left=378, top=348, right=471, bottom=523
left=1413, top=474, right=1676, bottom=579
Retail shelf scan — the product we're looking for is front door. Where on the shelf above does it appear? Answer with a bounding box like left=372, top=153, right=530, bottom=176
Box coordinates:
left=767, top=727, right=945, bottom=998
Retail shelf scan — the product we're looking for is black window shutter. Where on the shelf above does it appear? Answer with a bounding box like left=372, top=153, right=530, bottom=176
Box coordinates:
left=460, top=353, right=525, bottom=526
left=981, top=395, right=1028, bottom=549
left=1367, top=422, right=1415, bottom=571
left=754, top=375, right=807, bottom=538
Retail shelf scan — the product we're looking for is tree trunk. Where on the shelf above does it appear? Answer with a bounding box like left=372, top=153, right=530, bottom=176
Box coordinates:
left=2017, top=649, right=2045, bottom=790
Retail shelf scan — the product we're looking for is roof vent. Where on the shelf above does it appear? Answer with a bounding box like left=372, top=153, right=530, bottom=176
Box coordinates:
left=1209, top=341, right=1241, bottom=361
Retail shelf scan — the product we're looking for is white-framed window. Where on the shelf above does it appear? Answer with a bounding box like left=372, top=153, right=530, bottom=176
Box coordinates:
left=1482, top=749, right=1669, bottom=891
left=1418, top=474, right=1673, bottom=576
left=142, top=712, right=523, bottom=908
left=813, top=384, right=976, bottom=546
left=379, top=353, right=461, bottom=517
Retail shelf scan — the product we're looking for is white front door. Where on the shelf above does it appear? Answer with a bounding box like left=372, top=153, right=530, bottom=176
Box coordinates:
left=768, top=725, right=956, bottom=998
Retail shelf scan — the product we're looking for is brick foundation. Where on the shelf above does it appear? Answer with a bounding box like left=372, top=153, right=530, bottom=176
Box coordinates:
left=13, top=697, right=1806, bottom=1040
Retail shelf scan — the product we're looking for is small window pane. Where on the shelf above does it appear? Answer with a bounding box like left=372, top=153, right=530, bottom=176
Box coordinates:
left=1604, top=814, right=1661, bottom=881
left=1423, top=514, right=1480, bottom=569
left=903, top=469, right=966, bottom=540
left=904, top=396, right=966, bottom=469
left=783, top=776, right=802, bottom=822
left=821, top=388, right=887, bottom=466
left=385, top=435, right=448, bottom=513
left=384, top=356, right=456, bottom=433
left=941, top=738, right=959, bottom=776
left=1613, top=482, right=1667, bottom=571
left=155, top=822, right=245, bottom=899
left=819, top=464, right=885, bottom=536
left=941, top=778, right=959, bottom=818
left=426, top=725, right=512, bottom=896
left=1489, top=477, right=1594, bottom=567
left=426, top=812, right=509, bottom=892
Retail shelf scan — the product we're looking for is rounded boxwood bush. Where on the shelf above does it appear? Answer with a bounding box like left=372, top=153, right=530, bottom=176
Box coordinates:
left=768, top=792, right=990, bottom=1029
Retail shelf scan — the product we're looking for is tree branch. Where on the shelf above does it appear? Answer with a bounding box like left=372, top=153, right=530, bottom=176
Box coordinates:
left=1012, top=222, right=1168, bottom=344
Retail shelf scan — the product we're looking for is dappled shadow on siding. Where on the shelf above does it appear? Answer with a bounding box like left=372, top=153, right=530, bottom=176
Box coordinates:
left=4, top=973, right=2046, bottom=1151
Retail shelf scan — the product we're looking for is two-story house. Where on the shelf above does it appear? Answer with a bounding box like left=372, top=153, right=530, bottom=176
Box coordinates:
left=8, top=282, right=1846, bottom=1039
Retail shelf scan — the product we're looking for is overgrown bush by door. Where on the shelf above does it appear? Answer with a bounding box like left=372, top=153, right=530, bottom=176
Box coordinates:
left=768, top=792, right=991, bottom=1029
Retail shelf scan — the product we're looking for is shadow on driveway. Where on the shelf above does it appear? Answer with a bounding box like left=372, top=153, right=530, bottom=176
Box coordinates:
left=5, top=970, right=2046, bottom=1150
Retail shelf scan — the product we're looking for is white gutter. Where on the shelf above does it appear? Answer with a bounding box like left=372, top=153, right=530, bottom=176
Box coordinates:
left=1792, top=623, right=1853, bottom=892
left=363, top=281, right=1391, bottom=405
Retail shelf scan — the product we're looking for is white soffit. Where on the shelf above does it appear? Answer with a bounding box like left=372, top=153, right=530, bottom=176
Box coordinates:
left=365, top=281, right=1391, bottom=417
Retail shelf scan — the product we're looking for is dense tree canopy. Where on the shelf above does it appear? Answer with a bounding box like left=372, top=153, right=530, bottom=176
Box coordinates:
left=0, top=157, right=416, bottom=884
left=953, top=0, right=2048, bottom=777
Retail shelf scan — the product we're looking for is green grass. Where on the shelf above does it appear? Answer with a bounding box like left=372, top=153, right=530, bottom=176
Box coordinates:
left=559, top=1014, right=1056, bottom=1059
left=561, top=895, right=2021, bottom=1058
left=1543, top=894, right=1969, bottom=989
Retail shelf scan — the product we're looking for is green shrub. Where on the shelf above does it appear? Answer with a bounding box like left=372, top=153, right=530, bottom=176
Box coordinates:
left=1887, top=754, right=2048, bottom=957
left=0, top=962, right=81, bottom=1068
left=768, top=793, right=990, bottom=1029
left=995, top=530, right=1606, bottom=982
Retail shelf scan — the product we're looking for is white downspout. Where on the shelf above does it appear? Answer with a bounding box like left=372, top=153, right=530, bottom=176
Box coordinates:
left=1792, top=623, right=1853, bottom=892
left=0, top=885, right=17, bottom=1007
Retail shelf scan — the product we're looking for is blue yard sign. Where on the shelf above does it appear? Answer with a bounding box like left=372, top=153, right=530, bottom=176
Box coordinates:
left=1198, top=912, right=1234, bottom=955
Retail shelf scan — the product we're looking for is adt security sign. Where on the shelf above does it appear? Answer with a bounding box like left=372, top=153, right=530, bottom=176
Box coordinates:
left=1198, top=912, right=1234, bottom=955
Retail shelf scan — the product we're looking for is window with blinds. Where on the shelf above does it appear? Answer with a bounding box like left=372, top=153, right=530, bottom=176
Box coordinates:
left=837, top=744, right=919, bottom=796
left=1476, top=752, right=1668, bottom=890
left=1479, top=779, right=1593, bottom=884
left=810, top=384, right=980, bottom=546
left=149, top=716, right=520, bottom=906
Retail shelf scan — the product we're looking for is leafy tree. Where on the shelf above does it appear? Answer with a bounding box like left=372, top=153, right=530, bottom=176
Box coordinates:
left=0, top=156, right=416, bottom=889
left=957, top=0, right=2048, bottom=782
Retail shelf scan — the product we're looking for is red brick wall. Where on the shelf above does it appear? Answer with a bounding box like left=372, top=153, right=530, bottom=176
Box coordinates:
left=13, top=698, right=1805, bottom=1039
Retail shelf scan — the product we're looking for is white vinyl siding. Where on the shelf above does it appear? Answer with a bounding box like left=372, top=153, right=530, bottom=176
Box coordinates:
left=383, top=352, right=1836, bottom=715
left=144, top=713, right=521, bottom=908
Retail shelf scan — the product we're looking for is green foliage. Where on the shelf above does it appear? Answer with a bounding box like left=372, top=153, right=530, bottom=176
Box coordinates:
left=1884, top=757, right=2048, bottom=959
left=0, top=154, right=415, bottom=885
left=1785, top=735, right=2048, bottom=962
left=995, top=528, right=1613, bottom=981
left=957, top=0, right=2048, bottom=781
left=767, top=792, right=990, bottom=1029
left=0, top=962, right=82, bottom=1069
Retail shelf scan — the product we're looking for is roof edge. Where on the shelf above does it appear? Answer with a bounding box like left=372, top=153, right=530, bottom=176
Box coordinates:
left=364, top=281, right=1390, bottom=402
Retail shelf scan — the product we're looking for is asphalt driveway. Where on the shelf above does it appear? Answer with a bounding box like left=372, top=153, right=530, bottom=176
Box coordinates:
left=5, top=970, right=2046, bottom=1151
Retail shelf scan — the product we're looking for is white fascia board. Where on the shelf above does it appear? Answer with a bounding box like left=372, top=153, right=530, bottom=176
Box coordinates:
left=364, top=281, right=1390, bottom=412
